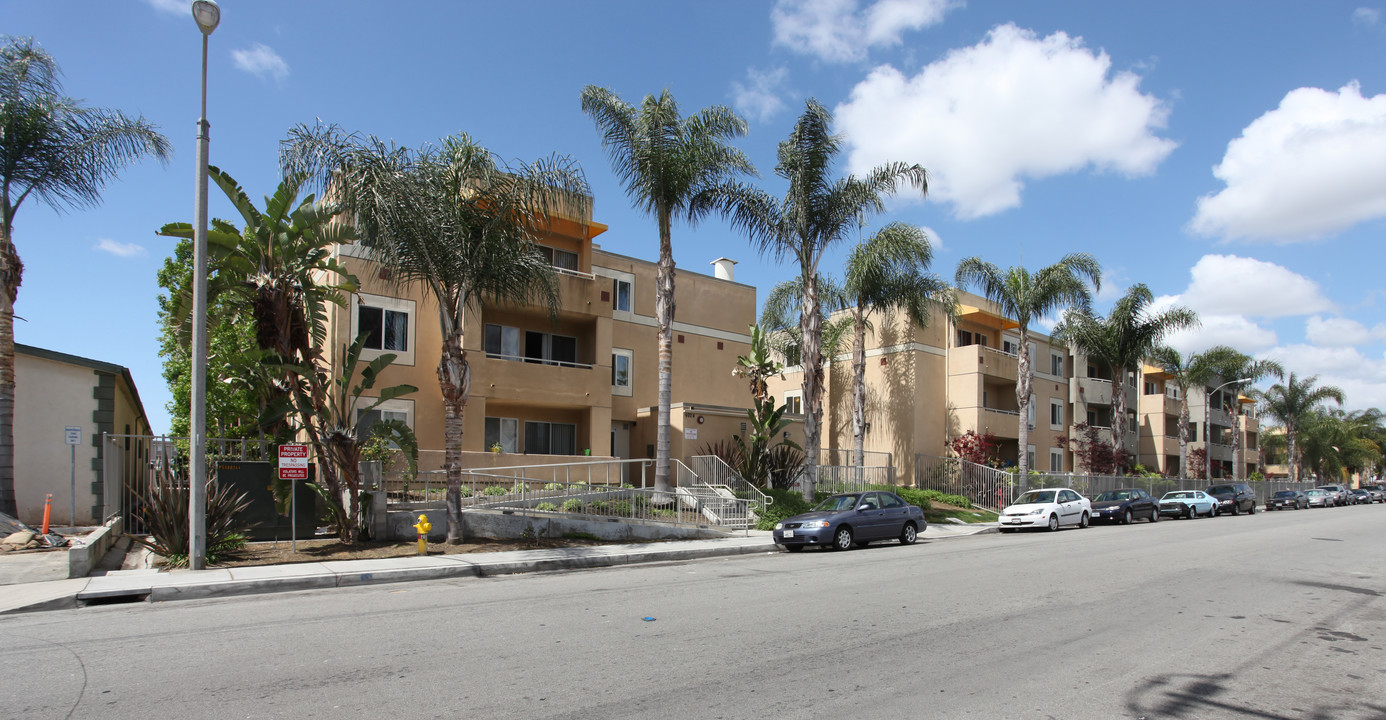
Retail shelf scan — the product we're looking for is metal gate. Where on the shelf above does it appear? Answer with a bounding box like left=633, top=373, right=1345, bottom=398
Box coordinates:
left=102, top=434, right=273, bottom=534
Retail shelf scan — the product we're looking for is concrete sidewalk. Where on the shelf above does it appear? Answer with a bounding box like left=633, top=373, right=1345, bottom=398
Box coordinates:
left=0, top=523, right=996, bottom=615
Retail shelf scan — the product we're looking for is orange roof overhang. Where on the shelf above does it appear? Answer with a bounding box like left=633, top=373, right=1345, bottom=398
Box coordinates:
left=958, top=304, right=1019, bottom=331
left=1142, top=364, right=1170, bottom=380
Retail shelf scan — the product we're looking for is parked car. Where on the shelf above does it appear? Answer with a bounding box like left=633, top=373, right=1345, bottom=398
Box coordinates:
left=1090, top=488, right=1160, bottom=524
left=1317, top=484, right=1351, bottom=506
left=1159, top=490, right=1218, bottom=519
left=999, top=488, right=1092, bottom=532
left=1361, top=485, right=1386, bottom=503
left=772, top=491, right=926, bottom=552
left=1305, top=489, right=1334, bottom=508
left=1206, top=482, right=1258, bottom=515
left=1266, top=490, right=1307, bottom=510
left=1350, top=489, right=1372, bottom=504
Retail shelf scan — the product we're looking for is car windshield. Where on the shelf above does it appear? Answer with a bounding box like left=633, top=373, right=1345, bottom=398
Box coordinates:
left=1164, top=492, right=1193, bottom=500
left=1095, top=491, right=1132, bottom=501
left=1208, top=485, right=1235, bottom=495
left=1306, top=490, right=1325, bottom=496
left=811, top=494, right=860, bottom=512
left=1015, top=490, right=1056, bottom=504
left=1273, top=491, right=1297, bottom=498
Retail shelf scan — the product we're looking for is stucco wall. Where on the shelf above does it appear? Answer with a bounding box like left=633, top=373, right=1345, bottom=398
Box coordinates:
left=15, top=354, right=103, bottom=525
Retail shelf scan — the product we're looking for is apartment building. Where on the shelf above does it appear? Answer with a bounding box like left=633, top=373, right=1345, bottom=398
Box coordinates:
left=1068, top=350, right=1140, bottom=472
left=323, top=198, right=760, bottom=472
left=766, top=291, right=1074, bottom=482
left=1136, top=367, right=1260, bottom=479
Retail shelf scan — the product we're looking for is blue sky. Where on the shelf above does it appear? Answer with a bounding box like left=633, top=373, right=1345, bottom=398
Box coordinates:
left=5, top=0, right=1386, bottom=434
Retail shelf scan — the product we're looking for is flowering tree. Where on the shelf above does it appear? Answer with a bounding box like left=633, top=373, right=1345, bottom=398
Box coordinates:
left=948, top=430, right=1000, bottom=466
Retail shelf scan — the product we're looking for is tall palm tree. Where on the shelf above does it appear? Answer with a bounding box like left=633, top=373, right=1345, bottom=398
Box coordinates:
left=1053, top=284, right=1197, bottom=475
left=1257, top=372, right=1345, bottom=483
left=759, top=275, right=851, bottom=370
left=699, top=99, right=926, bottom=500
left=954, top=253, right=1101, bottom=487
left=0, top=37, right=171, bottom=515
left=1207, top=352, right=1283, bottom=481
left=1150, top=345, right=1239, bottom=479
left=842, top=223, right=953, bottom=466
left=283, top=124, right=585, bottom=543
left=580, top=87, right=752, bottom=497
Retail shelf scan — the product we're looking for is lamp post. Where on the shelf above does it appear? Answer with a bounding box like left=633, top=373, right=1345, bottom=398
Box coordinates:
left=1206, top=376, right=1251, bottom=483
left=189, top=0, right=220, bottom=571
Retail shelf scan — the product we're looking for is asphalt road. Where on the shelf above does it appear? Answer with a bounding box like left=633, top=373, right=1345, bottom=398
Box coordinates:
left=2, top=504, right=1384, bottom=719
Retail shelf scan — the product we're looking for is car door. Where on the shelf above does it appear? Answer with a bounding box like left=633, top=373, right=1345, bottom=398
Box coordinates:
left=1057, top=490, right=1080, bottom=525
left=855, top=492, right=887, bottom=539
left=1131, top=489, right=1152, bottom=519
left=878, top=492, right=911, bottom=538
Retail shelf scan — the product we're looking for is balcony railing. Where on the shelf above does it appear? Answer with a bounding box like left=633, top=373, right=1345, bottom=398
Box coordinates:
left=485, top=352, right=594, bottom=370
left=553, top=266, right=595, bottom=281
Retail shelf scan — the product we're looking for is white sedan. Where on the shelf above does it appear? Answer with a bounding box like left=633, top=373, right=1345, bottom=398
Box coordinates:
left=999, top=488, right=1092, bottom=532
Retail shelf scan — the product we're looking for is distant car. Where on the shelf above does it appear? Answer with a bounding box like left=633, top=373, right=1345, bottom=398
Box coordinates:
left=1350, top=489, right=1372, bottom=505
left=1317, top=484, right=1350, bottom=506
left=1361, top=485, right=1386, bottom=503
left=1266, top=490, right=1307, bottom=510
left=1305, top=489, right=1333, bottom=508
left=1206, top=482, right=1258, bottom=516
left=772, top=491, right=926, bottom=552
left=1090, top=488, right=1160, bottom=524
left=999, top=488, right=1091, bottom=532
left=1159, top=490, right=1218, bottom=519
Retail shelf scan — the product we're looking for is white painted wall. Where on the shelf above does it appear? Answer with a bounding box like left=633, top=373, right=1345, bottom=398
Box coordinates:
left=15, top=354, right=101, bottom=526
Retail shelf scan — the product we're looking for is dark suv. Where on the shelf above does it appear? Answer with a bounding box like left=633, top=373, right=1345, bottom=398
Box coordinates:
left=1206, top=482, right=1258, bottom=516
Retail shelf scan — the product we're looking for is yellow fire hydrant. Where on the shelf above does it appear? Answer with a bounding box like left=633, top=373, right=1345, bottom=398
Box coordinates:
left=413, top=514, right=432, bottom=555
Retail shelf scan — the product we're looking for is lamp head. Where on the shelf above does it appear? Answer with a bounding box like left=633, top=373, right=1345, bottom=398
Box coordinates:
left=192, top=0, right=220, bottom=35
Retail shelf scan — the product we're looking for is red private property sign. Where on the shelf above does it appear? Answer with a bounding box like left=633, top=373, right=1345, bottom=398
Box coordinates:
left=278, top=444, right=309, bottom=480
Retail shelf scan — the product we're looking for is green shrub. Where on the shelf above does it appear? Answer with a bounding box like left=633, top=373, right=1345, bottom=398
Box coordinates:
left=916, top=489, right=971, bottom=508
left=894, top=487, right=934, bottom=512
left=586, top=500, right=608, bottom=512
left=611, top=501, right=633, bottom=516
left=535, top=502, right=558, bottom=512
left=482, top=485, right=507, bottom=496
left=754, top=488, right=814, bottom=530
left=510, top=482, right=530, bottom=494
left=458, top=486, right=473, bottom=498
left=561, top=498, right=583, bottom=512
left=544, top=483, right=564, bottom=491
left=1249, top=470, right=1266, bottom=482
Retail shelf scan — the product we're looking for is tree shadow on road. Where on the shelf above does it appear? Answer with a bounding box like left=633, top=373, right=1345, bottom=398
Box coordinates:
left=1124, top=672, right=1386, bottom=719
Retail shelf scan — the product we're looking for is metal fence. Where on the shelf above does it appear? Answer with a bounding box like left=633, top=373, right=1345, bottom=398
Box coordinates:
left=102, top=434, right=274, bottom=534
left=382, top=458, right=650, bottom=505
left=915, top=453, right=1324, bottom=510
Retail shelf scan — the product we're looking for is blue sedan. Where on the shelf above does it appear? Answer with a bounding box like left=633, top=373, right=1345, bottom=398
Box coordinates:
left=773, top=491, right=926, bottom=552
left=1159, top=490, right=1219, bottom=519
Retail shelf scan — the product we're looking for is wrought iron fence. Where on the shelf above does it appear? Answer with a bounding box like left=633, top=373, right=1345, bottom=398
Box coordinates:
left=915, top=455, right=1016, bottom=510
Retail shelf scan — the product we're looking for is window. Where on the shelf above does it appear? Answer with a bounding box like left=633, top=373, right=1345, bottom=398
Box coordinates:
left=613, top=279, right=632, bottom=312
left=484, top=324, right=522, bottom=360
left=525, top=421, right=577, bottom=455
left=1027, top=446, right=1037, bottom=472
left=956, top=329, right=972, bottom=347
left=484, top=417, right=518, bottom=453
left=784, top=391, right=803, bottom=414
left=612, top=348, right=633, bottom=396
left=1049, top=449, right=1063, bottom=472
left=976, top=333, right=988, bottom=348
left=538, top=245, right=578, bottom=271
left=1166, top=385, right=1181, bottom=400
left=1144, top=381, right=1159, bottom=395
left=354, top=293, right=414, bottom=364
left=1003, top=339, right=1018, bottom=356
left=881, top=493, right=905, bottom=509
left=1027, top=396, right=1036, bottom=429
left=526, top=331, right=577, bottom=365
left=1049, top=399, right=1063, bottom=429
left=355, top=397, right=414, bottom=444
left=1050, top=352, right=1064, bottom=376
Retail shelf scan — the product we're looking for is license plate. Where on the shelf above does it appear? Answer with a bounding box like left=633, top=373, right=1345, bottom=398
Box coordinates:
left=783, top=530, right=794, bottom=537
left=1006, top=518, right=1022, bottom=524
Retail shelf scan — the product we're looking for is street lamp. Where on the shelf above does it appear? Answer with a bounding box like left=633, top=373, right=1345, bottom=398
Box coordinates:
left=1205, top=376, right=1251, bottom=483
left=189, top=0, right=219, bottom=571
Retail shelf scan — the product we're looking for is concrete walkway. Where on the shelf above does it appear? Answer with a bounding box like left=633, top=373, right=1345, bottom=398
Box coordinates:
left=0, top=523, right=996, bottom=615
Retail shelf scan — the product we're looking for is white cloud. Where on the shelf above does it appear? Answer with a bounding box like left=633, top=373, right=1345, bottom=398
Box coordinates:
left=231, top=43, right=289, bottom=85
left=95, top=238, right=146, bottom=258
left=1162, top=313, right=1279, bottom=356
left=145, top=0, right=186, bottom=16
left=731, top=67, right=790, bottom=123
left=771, top=0, right=958, bottom=63
left=1261, top=343, right=1386, bottom=412
left=1179, top=254, right=1332, bottom=318
left=1190, top=82, right=1386, bottom=242
left=1305, top=315, right=1372, bottom=346
left=917, top=224, right=943, bottom=251
left=1352, top=7, right=1381, bottom=26
left=836, top=24, right=1177, bottom=219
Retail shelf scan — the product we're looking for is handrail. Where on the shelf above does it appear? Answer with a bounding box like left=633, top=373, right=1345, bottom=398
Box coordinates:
left=553, top=266, right=595, bottom=280
left=484, top=352, right=594, bottom=370
left=984, top=407, right=1020, bottom=416
left=982, top=344, right=1018, bottom=359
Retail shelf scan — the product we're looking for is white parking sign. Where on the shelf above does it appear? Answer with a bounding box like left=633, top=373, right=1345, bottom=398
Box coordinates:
left=64, top=426, right=81, bottom=445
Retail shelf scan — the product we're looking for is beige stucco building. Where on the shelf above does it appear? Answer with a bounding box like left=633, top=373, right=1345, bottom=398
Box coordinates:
left=13, top=344, right=152, bottom=526
left=1137, top=366, right=1260, bottom=479
left=323, top=198, right=778, bottom=473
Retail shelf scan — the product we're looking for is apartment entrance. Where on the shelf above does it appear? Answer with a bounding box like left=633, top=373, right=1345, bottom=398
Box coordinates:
left=611, top=422, right=631, bottom=483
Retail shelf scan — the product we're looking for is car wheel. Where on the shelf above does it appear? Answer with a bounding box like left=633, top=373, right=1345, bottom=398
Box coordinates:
left=1186, top=505, right=1195, bottom=519
left=1048, top=514, right=1060, bottom=531
left=1079, top=512, right=1090, bottom=529
left=1211, top=505, right=1219, bottom=517
left=1250, top=502, right=1257, bottom=515
left=1231, top=503, right=1240, bottom=516
left=1149, top=509, right=1159, bottom=523
left=900, top=522, right=917, bottom=545
left=832, top=526, right=854, bottom=551
left=784, top=545, right=804, bottom=553
left=1123, top=509, right=1133, bottom=525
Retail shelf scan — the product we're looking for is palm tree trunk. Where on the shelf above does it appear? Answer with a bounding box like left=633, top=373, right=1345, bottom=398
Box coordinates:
left=1015, top=329, right=1031, bottom=491
left=800, top=271, right=822, bottom=502
left=1177, top=398, right=1190, bottom=479
left=1232, top=411, right=1243, bottom=482
left=439, top=330, right=470, bottom=542
left=0, top=229, right=18, bottom=517
left=1287, top=423, right=1298, bottom=483
left=1112, top=366, right=1128, bottom=474
left=1204, top=390, right=1213, bottom=482
left=851, top=307, right=866, bottom=468
left=654, top=210, right=675, bottom=496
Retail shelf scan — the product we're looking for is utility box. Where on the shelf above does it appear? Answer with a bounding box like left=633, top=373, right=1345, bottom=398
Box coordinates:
left=216, top=461, right=317, bottom=541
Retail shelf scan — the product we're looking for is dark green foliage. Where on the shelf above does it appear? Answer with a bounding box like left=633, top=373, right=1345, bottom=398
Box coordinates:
left=127, top=476, right=255, bottom=568
left=754, top=488, right=812, bottom=530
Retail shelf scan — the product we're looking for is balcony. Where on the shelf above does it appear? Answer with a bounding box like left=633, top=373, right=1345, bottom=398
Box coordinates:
left=478, top=354, right=608, bottom=408
left=1072, top=376, right=1113, bottom=405
left=953, top=406, right=1025, bottom=439
left=949, top=344, right=1018, bottom=382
